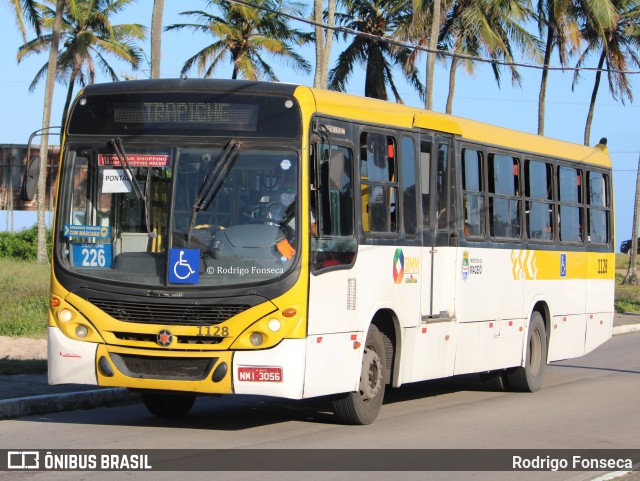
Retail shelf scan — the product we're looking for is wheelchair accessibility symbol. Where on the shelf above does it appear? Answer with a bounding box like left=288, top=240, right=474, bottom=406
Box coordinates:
left=560, top=253, right=567, bottom=278
left=169, top=248, right=200, bottom=284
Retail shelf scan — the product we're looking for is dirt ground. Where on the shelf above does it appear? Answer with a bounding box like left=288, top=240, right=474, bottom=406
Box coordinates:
left=0, top=336, right=47, bottom=360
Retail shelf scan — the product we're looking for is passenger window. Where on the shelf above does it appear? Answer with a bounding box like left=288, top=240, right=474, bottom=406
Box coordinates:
left=525, top=159, right=553, bottom=241
left=361, top=132, right=398, bottom=234
left=558, top=166, right=583, bottom=243
left=420, top=140, right=432, bottom=228
left=587, top=171, right=609, bottom=244
left=436, top=143, right=449, bottom=231
left=488, top=153, right=521, bottom=239
left=401, top=136, right=417, bottom=236
left=462, top=148, right=484, bottom=238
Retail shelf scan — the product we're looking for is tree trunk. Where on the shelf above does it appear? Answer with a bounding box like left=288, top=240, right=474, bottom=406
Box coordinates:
left=36, top=0, right=65, bottom=264
left=623, top=153, right=640, bottom=285
left=313, top=0, right=324, bottom=88
left=445, top=56, right=457, bottom=114
left=313, top=0, right=335, bottom=89
left=425, top=0, right=441, bottom=110
left=584, top=50, right=606, bottom=146
left=537, top=25, right=554, bottom=136
left=151, top=0, right=164, bottom=79
left=322, top=0, right=335, bottom=88
left=364, top=48, right=387, bottom=100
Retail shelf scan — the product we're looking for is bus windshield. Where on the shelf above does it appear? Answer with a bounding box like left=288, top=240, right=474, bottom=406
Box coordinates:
left=55, top=140, right=300, bottom=287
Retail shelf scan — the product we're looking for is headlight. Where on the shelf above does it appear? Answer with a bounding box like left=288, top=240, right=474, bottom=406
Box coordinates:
left=58, top=308, right=73, bottom=322
left=267, top=319, right=281, bottom=332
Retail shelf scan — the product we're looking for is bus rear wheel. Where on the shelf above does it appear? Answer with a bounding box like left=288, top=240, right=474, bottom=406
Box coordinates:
left=141, top=392, right=196, bottom=417
left=331, top=325, right=386, bottom=425
left=506, top=311, right=547, bottom=392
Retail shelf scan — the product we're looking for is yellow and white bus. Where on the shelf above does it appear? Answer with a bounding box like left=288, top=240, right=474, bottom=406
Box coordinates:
left=39, top=79, right=614, bottom=424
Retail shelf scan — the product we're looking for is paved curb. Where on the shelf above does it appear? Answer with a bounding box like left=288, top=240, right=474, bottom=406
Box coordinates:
left=0, top=388, right=139, bottom=420
left=612, top=324, right=640, bottom=335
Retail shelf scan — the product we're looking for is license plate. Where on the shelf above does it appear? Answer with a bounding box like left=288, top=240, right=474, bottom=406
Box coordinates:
left=237, top=366, right=283, bottom=382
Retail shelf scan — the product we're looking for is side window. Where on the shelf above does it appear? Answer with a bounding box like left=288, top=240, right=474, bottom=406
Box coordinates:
left=462, top=148, right=484, bottom=238
left=525, top=159, right=554, bottom=241
left=361, top=132, right=398, bottom=234
left=558, top=166, right=584, bottom=243
left=436, top=143, right=449, bottom=231
left=587, top=171, right=610, bottom=244
left=420, top=140, right=432, bottom=228
left=319, top=146, right=354, bottom=237
left=311, top=142, right=356, bottom=271
left=401, top=136, right=417, bottom=236
left=488, top=153, right=521, bottom=239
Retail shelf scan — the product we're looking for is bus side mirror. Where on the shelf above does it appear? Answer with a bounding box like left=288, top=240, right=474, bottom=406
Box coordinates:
left=20, top=155, right=41, bottom=201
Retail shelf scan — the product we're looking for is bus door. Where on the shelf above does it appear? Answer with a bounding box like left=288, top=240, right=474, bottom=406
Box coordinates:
left=419, top=134, right=454, bottom=320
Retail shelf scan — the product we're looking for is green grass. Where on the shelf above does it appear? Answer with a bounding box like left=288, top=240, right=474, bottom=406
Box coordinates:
left=615, top=254, right=640, bottom=313
left=0, top=259, right=49, bottom=338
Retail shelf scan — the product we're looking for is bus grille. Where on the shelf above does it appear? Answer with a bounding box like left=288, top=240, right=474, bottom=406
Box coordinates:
left=110, top=353, right=216, bottom=380
left=89, top=299, right=250, bottom=325
left=112, top=332, right=224, bottom=345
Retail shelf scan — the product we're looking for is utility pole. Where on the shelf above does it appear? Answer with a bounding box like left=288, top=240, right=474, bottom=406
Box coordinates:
left=622, top=152, right=640, bottom=285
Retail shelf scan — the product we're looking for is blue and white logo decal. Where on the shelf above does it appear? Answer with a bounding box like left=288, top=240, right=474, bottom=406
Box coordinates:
left=560, top=253, right=567, bottom=278
left=169, top=248, right=200, bottom=284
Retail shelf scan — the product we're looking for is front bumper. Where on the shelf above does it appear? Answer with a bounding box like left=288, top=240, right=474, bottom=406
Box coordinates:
left=47, top=326, right=307, bottom=399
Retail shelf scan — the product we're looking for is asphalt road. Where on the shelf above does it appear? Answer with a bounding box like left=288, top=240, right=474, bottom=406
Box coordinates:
left=1, top=331, right=639, bottom=481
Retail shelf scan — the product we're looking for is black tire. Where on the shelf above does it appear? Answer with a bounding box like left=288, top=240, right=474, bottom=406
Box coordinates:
left=142, top=392, right=196, bottom=417
left=331, top=325, right=386, bottom=425
left=480, top=370, right=509, bottom=391
left=506, top=311, right=547, bottom=392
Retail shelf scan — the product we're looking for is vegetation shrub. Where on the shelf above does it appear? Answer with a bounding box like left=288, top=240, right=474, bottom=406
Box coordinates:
left=0, top=226, right=51, bottom=260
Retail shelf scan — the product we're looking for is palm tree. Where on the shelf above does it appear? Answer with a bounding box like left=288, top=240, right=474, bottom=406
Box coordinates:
left=426, top=0, right=441, bottom=110
left=17, top=0, right=146, bottom=130
left=35, top=0, right=65, bottom=264
left=6, top=0, right=42, bottom=42
left=8, top=0, right=62, bottom=263
left=400, top=0, right=446, bottom=109
left=440, top=0, right=541, bottom=114
left=572, top=0, right=640, bottom=145
left=536, top=0, right=615, bottom=135
left=313, top=0, right=337, bottom=89
left=329, top=0, right=424, bottom=102
left=167, top=0, right=312, bottom=80
left=151, top=0, right=164, bottom=79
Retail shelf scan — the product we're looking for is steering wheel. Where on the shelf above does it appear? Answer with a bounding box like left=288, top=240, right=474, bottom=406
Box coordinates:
left=246, top=216, right=295, bottom=243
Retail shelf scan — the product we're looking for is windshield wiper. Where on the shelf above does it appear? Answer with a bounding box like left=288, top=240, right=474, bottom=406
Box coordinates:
left=110, top=137, right=145, bottom=200
left=187, top=139, right=241, bottom=244
left=110, top=137, right=154, bottom=235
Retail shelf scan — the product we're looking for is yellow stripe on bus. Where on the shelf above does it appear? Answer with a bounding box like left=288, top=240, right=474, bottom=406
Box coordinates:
left=510, top=250, right=614, bottom=281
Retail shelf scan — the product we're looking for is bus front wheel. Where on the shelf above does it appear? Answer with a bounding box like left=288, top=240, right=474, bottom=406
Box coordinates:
left=331, top=325, right=386, bottom=425
left=141, top=392, right=196, bottom=417
left=506, top=311, right=547, bottom=392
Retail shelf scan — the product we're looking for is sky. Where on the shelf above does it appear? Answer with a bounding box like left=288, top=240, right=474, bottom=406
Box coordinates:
left=1, top=0, right=639, bottom=250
